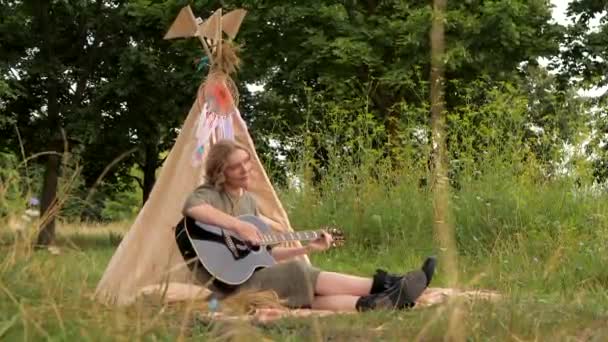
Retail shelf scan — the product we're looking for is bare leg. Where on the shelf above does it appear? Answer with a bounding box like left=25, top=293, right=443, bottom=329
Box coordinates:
left=315, top=272, right=373, bottom=296
left=311, top=295, right=359, bottom=311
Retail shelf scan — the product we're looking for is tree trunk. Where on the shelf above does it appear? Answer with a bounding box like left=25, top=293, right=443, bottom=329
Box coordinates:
left=36, top=0, right=63, bottom=246
left=37, top=141, right=61, bottom=246
left=142, top=143, right=158, bottom=204
left=37, top=91, right=62, bottom=245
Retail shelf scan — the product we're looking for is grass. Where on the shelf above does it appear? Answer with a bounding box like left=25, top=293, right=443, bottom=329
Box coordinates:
left=1, top=152, right=608, bottom=340
left=1, top=179, right=608, bottom=341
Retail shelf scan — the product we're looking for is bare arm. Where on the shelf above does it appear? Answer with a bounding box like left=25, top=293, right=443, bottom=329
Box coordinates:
left=271, top=232, right=333, bottom=261
left=185, top=203, right=243, bottom=233
left=184, top=203, right=262, bottom=244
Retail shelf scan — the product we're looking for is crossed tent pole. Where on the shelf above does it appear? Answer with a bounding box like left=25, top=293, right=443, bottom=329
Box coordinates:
left=163, top=6, right=247, bottom=66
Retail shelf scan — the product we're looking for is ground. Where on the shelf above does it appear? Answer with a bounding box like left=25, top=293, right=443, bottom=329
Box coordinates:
left=1, top=220, right=607, bottom=341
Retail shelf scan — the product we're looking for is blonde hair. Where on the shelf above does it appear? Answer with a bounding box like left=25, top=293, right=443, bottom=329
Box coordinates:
left=204, top=139, right=251, bottom=190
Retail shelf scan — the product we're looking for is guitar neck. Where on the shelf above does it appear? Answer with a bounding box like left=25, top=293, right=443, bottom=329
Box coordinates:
left=260, top=230, right=324, bottom=245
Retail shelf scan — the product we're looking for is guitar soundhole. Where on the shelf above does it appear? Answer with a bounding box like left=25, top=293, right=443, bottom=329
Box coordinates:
left=245, top=244, right=261, bottom=253
left=235, top=241, right=258, bottom=253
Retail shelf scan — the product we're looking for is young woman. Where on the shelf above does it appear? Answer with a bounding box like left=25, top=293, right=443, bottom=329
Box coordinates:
left=182, top=139, right=436, bottom=312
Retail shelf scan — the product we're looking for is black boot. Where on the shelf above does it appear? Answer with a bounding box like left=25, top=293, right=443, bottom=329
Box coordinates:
left=370, top=269, right=401, bottom=294
left=357, top=269, right=428, bottom=311
left=421, top=256, right=437, bottom=286
left=370, top=256, right=437, bottom=294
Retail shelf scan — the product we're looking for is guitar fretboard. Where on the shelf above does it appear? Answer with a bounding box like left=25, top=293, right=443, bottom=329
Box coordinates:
left=260, top=230, right=323, bottom=245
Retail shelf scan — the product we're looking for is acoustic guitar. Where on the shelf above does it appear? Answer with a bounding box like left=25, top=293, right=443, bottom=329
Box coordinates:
left=174, top=215, right=344, bottom=286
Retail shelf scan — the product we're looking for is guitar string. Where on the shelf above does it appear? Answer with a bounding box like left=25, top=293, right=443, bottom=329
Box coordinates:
left=226, top=190, right=314, bottom=244
left=224, top=190, right=338, bottom=245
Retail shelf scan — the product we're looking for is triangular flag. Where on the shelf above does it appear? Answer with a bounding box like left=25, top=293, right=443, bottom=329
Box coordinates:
left=164, top=6, right=198, bottom=40
left=221, top=9, right=247, bottom=40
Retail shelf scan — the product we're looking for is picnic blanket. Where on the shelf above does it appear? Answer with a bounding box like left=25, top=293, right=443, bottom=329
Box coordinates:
left=136, top=282, right=502, bottom=324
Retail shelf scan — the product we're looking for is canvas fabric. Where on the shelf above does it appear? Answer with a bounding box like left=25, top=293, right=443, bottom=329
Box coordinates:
left=95, top=102, right=307, bottom=306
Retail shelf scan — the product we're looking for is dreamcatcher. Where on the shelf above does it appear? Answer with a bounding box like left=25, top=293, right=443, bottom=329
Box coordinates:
left=164, top=7, right=247, bottom=166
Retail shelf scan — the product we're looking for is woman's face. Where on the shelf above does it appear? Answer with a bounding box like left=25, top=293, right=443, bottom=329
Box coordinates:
left=223, top=149, right=252, bottom=189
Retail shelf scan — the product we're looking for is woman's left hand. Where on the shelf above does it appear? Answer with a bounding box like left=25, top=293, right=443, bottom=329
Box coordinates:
left=307, top=232, right=333, bottom=253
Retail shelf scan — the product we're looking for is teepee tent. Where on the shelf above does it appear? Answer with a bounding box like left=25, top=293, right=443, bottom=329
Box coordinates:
left=95, top=6, right=305, bottom=306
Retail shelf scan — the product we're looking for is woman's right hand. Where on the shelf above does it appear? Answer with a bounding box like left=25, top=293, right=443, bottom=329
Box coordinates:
left=234, top=221, right=262, bottom=246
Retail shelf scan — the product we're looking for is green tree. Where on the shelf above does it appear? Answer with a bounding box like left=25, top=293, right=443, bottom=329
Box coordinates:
left=559, top=0, right=608, bottom=184
left=82, top=0, right=200, bottom=211
left=0, top=0, right=200, bottom=239
left=232, top=0, right=564, bottom=174
left=0, top=0, right=140, bottom=244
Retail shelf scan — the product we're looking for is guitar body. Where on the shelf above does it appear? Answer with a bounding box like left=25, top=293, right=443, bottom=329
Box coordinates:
left=174, top=215, right=276, bottom=286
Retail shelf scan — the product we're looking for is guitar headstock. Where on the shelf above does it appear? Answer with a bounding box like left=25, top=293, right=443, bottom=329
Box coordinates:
left=321, top=226, right=346, bottom=247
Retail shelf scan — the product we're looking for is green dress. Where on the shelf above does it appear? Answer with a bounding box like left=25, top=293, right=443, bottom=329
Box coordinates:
left=182, top=184, right=321, bottom=308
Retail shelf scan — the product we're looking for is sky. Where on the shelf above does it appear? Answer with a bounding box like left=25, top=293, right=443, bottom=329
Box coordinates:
left=551, top=0, right=570, bottom=25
